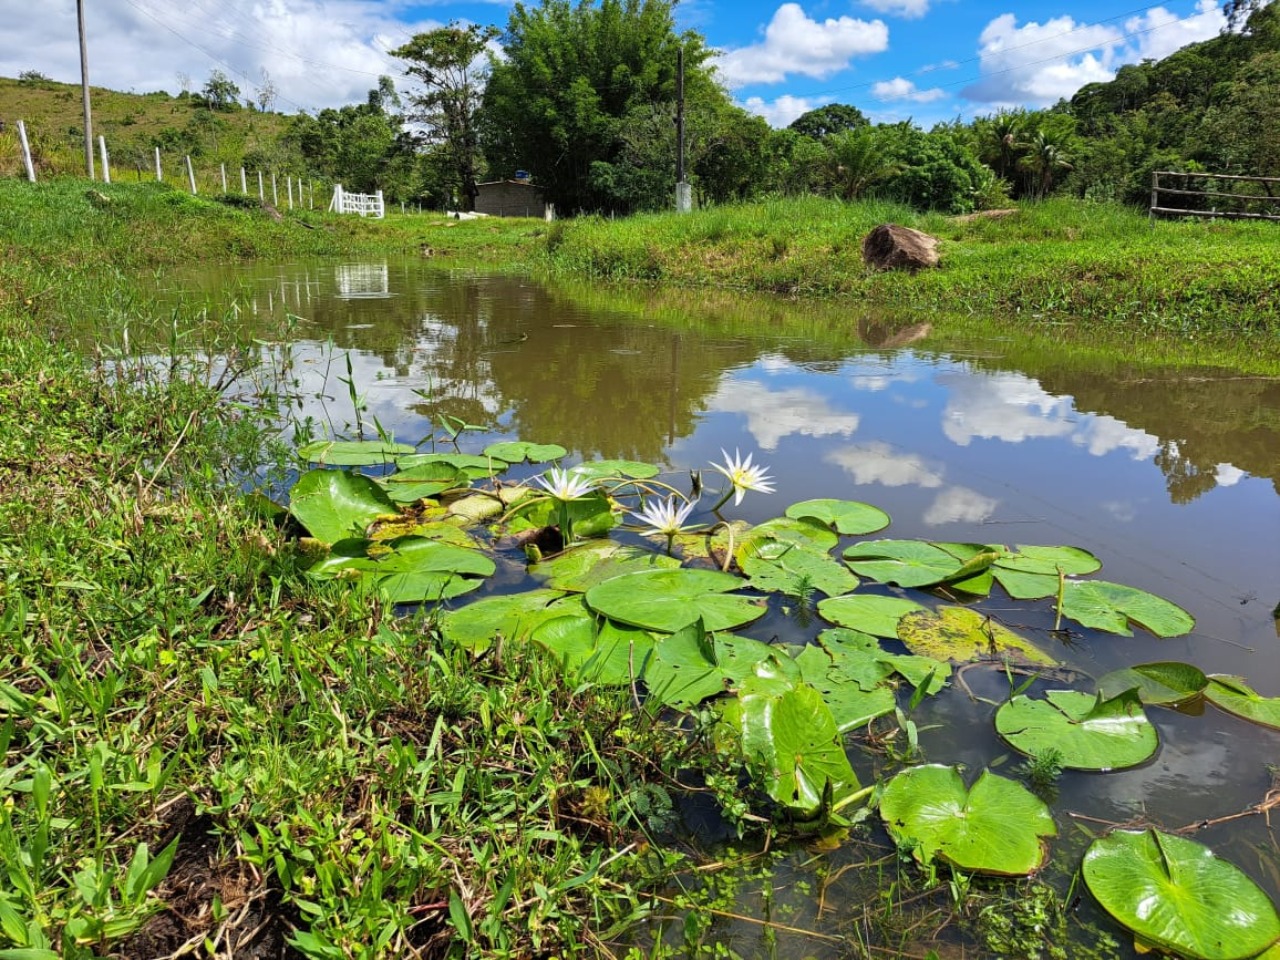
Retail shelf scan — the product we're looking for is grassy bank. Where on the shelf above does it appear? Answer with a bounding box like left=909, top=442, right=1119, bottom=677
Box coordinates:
left=0, top=180, right=690, bottom=958
left=532, top=196, right=1280, bottom=343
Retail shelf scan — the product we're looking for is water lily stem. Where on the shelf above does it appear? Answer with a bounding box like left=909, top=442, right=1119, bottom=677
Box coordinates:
left=1053, top=565, right=1066, bottom=632
left=831, top=783, right=875, bottom=815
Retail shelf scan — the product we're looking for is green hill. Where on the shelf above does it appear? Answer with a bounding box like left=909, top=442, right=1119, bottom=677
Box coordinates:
left=0, top=75, right=295, bottom=181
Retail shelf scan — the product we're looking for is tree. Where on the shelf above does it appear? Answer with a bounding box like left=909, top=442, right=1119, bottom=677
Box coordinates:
left=1018, top=131, right=1073, bottom=198
left=826, top=126, right=897, bottom=200
left=256, top=68, right=279, bottom=113
left=481, top=0, right=721, bottom=213
left=392, top=24, right=497, bottom=211
left=200, top=70, right=241, bottom=111
left=788, top=104, right=868, bottom=140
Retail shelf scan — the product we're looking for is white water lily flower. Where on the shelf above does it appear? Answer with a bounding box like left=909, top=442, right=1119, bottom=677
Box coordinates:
left=710, top=449, right=775, bottom=506
left=630, top=495, right=699, bottom=537
left=533, top=466, right=596, bottom=501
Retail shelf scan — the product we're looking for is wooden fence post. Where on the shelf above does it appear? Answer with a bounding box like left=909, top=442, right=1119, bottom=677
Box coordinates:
left=258, top=170, right=264, bottom=201
left=220, top=163, right=227, bottom=193
left=98, top=135, right=111, bottom=184
left=185, top=155, right=197, bottom=194
left=16, top=120, right=36, bottom=182
left=241, top=167, right=247, bottom=194
left=271, top=172, right=278, bottom=207
left=287, top=175, right=293, bottom=209
left=155, top=147, right=162, bottom=181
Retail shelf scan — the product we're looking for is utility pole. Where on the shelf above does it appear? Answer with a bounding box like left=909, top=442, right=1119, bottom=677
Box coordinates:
left=675, top=46, right=691, bottom=213
left=77, top=0, right=95, bottom=179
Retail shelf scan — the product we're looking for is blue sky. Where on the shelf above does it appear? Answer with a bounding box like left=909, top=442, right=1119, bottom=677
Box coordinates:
left=0, top=0, right=1229, bottom=126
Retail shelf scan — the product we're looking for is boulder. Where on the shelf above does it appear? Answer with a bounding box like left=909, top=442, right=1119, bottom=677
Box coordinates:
left=861, top=224, right=940, bottom=272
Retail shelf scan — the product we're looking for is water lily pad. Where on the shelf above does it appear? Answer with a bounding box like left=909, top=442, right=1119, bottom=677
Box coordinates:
left=308, top=536, right=494, bottom=604
left=817, top=629, right=950, bottom=696
left=897, top=606, right=1055, bottom=665
left=438, top=589, right=567, bottom=653
left=1097, top=662, right=1208, bottom=706
left=530, top=541, right=680, bottom=592
left=843, top=540, right=997, bottom=589
left=736, top=680, right=860, bottom=818
left=817, top=594, right=927, bottom=639
left=1205, top=675, right=1280, bottom=730
left=505, top=492, right=616, bottom=539
left=585, top=568, right=765, bottom=634
left=380, top=462, right=468, bottom=503
left=785, top=499, right=891, bottom=536
left=483, top=441, right=566, bottom=464
left=1083, top=828, right=1280, bottom=960
left=569, top=459, right=661, bottom=481
left=298, top=439, right=415, bottom=466
left=995, top=689, right=1158, bottom=771
left=792, top=640, right=897, bottom=730
left=644, top=622, right=731, bottom=707
left=447, top=493, right=507, bottom=524
left=672, top=520, right=749, bottom=561
left=734, top=518, right=838, bottom=567
left=991, top=545, right=1102, bottom=599
left=289, top=469, right=397, bottom=545
left=1060, top=580, right=1195, bottom=638
left=879, top=766, right=1056, bottom=876
left=742, top=540, right=859, bottom=598
left=395, top=452, right=509, bottom=481
left=369, top=519, right=475, bottom=548
left=532, top=613, right=655, bottom=686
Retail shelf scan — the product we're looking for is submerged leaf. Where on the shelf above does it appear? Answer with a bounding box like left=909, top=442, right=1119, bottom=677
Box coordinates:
left=879, top=766, right=1056, bottom=875
left=897, top=606, right=1055, bottom=665
left=1083, top=828, right=1280, bottom=960
left=995, top=689, right=1158, bottom=771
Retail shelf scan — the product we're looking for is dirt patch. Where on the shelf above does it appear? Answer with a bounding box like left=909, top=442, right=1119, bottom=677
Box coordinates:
left=119, top=797, right=300, bottom=960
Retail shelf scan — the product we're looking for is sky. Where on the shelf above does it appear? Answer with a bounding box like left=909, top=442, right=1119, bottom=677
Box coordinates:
left=0, top=0, right=1231, bottom=128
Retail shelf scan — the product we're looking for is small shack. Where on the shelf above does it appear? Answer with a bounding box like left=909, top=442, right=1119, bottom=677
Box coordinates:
left=474, top=178, right=549, bottom=219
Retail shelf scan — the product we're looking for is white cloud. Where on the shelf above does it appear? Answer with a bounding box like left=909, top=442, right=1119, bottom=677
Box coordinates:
left=1215, top=464, right=1247, bottom=487
left=861, top=0, right=931, bottom=19
left=872, top=77, right=948, bottom=103
left=923, top=487, right=999, bottom=525
left=1101, top=500, right=1138, bottom=522
left=1072, top=415, right=1160, bottom=460
left=714, top=4, right=889, bottom=88
left=742, top=94, right=825, bottom=128
left=964, top=4, right=1225, bottom=107
left=1129, top=1, right=1226, bottom=62
left=708, top=379, right=860, bottom=450
left=0, top=0, right=443, bottom=113
left=825, top=442, right=945, bottom=488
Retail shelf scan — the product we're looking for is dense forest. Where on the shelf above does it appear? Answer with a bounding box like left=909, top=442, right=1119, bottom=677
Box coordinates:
left=3, top=0, right=1277, bottom=215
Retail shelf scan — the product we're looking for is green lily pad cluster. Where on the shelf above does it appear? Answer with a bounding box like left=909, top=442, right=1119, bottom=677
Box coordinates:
left=273, top=436, right=1280, bottom=951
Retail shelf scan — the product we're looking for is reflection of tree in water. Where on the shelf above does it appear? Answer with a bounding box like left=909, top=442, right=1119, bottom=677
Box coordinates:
left=971, top=349, right=1280, bottom=502
left=1154, top=440, right=1221, bottom=504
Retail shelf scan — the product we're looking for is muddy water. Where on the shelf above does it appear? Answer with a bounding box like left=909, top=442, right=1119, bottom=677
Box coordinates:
left=168, top=258, right=1280, bottom=957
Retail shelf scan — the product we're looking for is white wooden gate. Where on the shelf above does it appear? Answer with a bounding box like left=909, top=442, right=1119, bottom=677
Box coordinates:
left=329, top=184, right=385, bottom=219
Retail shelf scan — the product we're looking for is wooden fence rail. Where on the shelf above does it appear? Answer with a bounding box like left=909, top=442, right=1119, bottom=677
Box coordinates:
left=1151, top=170, right=1280, bottom=222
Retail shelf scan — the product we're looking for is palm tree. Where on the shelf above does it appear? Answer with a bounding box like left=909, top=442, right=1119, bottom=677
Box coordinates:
left=975, top=109, right=1027, bottom=183
left=826, top=127, right=900, bottom=201
left=1017, top=132, right=1073, bottom=199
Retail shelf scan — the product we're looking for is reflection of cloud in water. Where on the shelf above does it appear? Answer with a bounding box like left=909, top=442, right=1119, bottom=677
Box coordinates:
left=1072, top=415, right=1160, bottom=459
left=942, top=372, right=1074, bottom=447
left=923, top=486, right=999, bottom=526
left=941, top=371, right=1160, bottom=459
left=1101, top=500, right=1137, bottom=523
left=708, top=379, right=860, bottom=451
left=1216, top=464, right=1247, bottom=487
left=826, top=442, right=944, bottom=488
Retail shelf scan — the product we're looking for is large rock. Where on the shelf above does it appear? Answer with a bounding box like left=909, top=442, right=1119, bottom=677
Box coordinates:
left=861, top=224, right=940, bottom=272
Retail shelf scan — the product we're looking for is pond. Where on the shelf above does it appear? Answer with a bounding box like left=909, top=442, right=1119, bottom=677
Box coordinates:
left=166, top=257, right=1280, bottom=958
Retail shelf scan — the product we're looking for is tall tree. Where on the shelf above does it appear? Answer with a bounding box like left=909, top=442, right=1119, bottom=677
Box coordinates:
left=788, top=104, right=868, bottom=140
left=481, top=0, right=720, bottom=213
left=393, top=24, right=498, bottom=211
